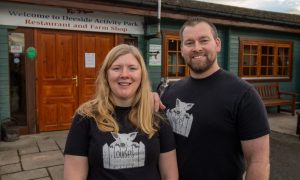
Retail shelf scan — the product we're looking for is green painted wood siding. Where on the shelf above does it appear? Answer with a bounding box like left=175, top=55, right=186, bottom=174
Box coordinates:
left=147, top=19, right=183, bottom=91
left=0, top=26, right=10, bottom=121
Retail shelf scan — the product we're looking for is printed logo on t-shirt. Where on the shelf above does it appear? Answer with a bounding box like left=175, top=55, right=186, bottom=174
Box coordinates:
left=103, top=132, right=145, bottom=169
left=166, top=98, right=194, bottom=137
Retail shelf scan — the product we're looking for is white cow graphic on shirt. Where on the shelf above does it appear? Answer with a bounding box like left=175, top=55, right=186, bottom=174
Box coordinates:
left=166, top=98, right=194, bottom=137
left=103, top=132, right=145, bottom=169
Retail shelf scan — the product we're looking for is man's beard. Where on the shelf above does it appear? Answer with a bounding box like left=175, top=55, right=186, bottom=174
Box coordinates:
left=187, top=54, right=216, bottom=74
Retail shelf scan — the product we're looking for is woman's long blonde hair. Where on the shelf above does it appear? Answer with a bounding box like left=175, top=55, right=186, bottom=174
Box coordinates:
left=77, top=44, right=159, bottom=137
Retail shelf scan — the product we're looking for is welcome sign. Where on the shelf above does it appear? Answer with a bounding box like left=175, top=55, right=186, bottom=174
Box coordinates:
left=0, top=2, right=144, bottom=34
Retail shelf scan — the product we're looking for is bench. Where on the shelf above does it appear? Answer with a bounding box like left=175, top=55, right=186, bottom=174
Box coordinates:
left=254, top=83, right=297, bottom=115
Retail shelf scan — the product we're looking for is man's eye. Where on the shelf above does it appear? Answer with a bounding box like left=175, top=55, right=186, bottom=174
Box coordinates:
left=184, top=41, right=194, bottom=46
left=200, top=39, right=209, bottom=44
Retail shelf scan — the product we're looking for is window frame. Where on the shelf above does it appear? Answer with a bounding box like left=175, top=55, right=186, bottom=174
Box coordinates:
left=239, top=37, right=293, bottom=82
left=162, top=31, right=189, bottom=79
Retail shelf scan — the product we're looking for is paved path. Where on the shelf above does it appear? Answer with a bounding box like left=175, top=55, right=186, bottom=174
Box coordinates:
left=0, top=131, right=67, bottom=180
left=0, top=113, right=299, bottom=180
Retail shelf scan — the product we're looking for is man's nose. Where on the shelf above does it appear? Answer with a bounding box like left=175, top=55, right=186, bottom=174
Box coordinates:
left=193, top=41, right=203, bottom=51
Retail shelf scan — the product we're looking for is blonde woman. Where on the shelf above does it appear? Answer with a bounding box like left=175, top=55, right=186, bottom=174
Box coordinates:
left=64, top=44, right=178, bottom=180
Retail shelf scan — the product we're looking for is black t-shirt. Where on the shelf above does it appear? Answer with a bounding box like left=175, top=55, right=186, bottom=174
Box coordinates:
left=161, top=69, right=270, bottom=180
left=64, top=106, right=175, bottom=180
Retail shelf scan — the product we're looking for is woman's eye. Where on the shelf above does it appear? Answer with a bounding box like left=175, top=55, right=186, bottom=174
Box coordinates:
left=111, top=67, right=120, bottom=71
left=129, top=67, right=137, bottom=71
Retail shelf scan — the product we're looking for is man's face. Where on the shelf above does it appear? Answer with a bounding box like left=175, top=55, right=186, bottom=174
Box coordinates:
left=181, top=22, right=221, bottom=74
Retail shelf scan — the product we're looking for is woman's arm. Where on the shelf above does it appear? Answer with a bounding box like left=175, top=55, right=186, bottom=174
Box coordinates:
left=64, top=155, right=88, bottom=180
left=159, top=150, right=179, bottom=180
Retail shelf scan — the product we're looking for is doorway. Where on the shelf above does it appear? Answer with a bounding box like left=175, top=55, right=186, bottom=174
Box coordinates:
left=36, top=30, right=116, bottom=131
left=8, top=32, right=28, bottom=134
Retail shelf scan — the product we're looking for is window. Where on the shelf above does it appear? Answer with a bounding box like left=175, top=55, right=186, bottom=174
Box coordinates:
left=239, top=38, right=293, bottom=81
left=162, top=33, right=189, bottom=78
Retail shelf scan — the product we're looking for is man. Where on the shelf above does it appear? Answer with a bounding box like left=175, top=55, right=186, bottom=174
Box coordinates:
left=160, top=17, right=270, bottom=180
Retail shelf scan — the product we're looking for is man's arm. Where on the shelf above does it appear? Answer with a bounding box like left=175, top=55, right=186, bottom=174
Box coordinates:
left=241, top=134, right=270, bottom=180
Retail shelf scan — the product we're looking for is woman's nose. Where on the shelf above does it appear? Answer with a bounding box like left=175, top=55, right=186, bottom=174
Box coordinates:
left=120, top=68, right=129, bottom=77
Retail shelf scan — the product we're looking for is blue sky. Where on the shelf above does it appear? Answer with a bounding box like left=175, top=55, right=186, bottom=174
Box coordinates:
left=195, top=0, right=300, bottom=15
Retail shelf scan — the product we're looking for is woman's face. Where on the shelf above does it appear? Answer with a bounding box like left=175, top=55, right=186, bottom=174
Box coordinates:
left=107, top=53, right=142, bottom=107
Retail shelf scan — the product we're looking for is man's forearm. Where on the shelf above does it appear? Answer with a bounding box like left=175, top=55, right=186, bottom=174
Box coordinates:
left=245, top=162, right=270, bottom=180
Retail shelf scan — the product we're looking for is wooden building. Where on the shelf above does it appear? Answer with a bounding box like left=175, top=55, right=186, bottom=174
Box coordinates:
left=0, top=0, right=299, bottom=134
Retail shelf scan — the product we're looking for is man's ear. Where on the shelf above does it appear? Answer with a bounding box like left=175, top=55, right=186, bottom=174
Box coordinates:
left=215, top=37, right=221, bottom=52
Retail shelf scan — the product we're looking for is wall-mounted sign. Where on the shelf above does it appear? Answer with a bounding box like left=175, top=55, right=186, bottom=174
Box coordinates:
left=10, top=45, right=22, bottom=53
left=0, top=2, right=144, bottom=35
left=9, top=33, right=24, bottom=53
left=149, top=44, right=161, bottom=66
left=85, top=53, right=95, bottom=68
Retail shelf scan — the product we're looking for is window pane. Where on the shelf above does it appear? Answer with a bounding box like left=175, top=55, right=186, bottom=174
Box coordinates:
left=244, top=55, right=250, bottom=65
left=261, top=56, right=267, bottom=66
left=178, top=55, right=185, bottom=65
left=168, top=52, right=176, bottom=65
left=168, top=40, right=177, bottom=51
left=268, top=56, right=274, bottom=66
left=262, top=46, right=268, bottom=54
left=283, top=67, right=288, bottom=75
left=278, top=56, right=283, bottom=66
left=267, top=67, right=273, bottom=75
left=243, top=67, right=249, bottom=75
left=261, top=67, right=266, bottom=75
left=178, top=66, right=185, bottom=76
left=251, top=55, right=257, bottom=66
left=278, top=48, right=284, bottom=56
left=278, top=67, right=282, bottom=75
left=284, top=48, right=289, bottom=54
left=252, top=46, right=258, bottom=54
left=251, top=68, right=257, bottom=75
left=283, top=58, right=288, bottom=66
left=168, top=66, right=176, bottom=76
left=269, top=47, right=274, bottom=54
left=244, top=45, right=250, bottom=54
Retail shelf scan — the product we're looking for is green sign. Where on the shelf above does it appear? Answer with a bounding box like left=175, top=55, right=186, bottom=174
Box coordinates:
left=26, top=47, right=37, bottom=60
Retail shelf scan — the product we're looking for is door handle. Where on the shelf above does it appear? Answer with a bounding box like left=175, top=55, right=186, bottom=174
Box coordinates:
left=72, top=75, right=78, bottom=87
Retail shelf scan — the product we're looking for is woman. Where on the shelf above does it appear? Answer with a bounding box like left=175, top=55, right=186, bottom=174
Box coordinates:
left=64, top=44, right=178, bottom=180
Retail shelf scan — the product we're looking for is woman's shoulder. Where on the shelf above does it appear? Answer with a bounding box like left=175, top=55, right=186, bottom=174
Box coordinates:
left=72, top=112, right=95, bottom=124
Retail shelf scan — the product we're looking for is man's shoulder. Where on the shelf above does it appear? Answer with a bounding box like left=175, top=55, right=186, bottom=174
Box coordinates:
left=220, top=70, right=252, bottom=88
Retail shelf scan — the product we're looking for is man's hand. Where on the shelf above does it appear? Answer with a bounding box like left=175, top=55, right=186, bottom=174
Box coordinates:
left=152, top=92, right=166, bottom=112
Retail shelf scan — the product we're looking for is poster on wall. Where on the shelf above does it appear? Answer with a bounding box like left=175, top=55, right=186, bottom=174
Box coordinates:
left=149, top=44, right=161, bottom=66
left=85, top=53, right=95, bottom=68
